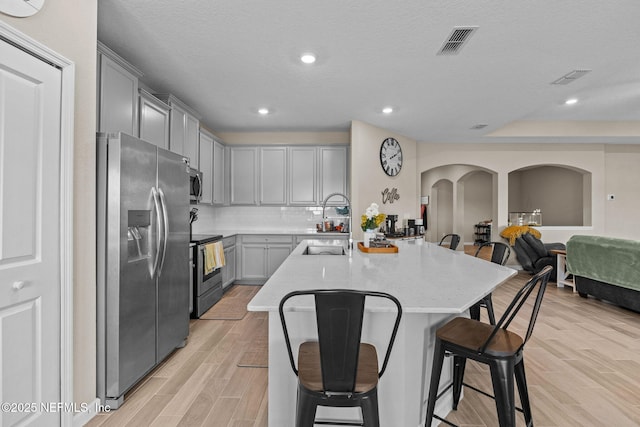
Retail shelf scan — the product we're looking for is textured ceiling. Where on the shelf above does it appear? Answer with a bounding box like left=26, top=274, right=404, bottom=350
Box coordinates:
left=97, top=0, right=640, bottom=143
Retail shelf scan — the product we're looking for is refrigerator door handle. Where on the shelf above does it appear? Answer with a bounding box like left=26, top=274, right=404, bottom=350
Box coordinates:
left=157, top=187, right=169, bottom=276
left=151, top=186, right=163, bottom=279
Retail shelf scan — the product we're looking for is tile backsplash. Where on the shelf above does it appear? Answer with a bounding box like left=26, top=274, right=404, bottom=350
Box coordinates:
left=191, top=205, right=350, bottom=234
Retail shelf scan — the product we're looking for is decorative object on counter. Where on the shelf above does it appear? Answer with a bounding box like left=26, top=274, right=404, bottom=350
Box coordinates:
left=381, top=187, right=400, bottom=204
left=361, top=203, right=386, bottom=231
left=357, top=241, right=399, bottom=253
left=361, top=203, right=386, bottom=248
left=499, top=225, right=541, bottom=246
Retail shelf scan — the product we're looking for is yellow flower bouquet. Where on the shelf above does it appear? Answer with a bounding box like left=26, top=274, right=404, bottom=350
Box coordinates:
left=361, top=203, right=386, bottom=231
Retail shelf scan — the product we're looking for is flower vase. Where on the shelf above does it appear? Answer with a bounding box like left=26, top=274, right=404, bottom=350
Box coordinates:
left=363, top=229, right=377, bottom=248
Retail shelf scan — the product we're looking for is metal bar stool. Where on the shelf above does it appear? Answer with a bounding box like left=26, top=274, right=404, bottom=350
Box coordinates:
left=438, top=234, right=461, bottom=251
left=279, top=289, right=402, bottom=427
left=425, top=265, right=553, bottom=427
left=471, top=241, right=512, bottom=325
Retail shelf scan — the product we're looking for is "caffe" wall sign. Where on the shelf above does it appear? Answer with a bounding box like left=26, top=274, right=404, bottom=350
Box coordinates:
left=381, top=187, right=400, bottom=204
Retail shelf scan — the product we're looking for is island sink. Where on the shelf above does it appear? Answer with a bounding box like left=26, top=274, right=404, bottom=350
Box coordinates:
left=303, top=245, right=346, bottom=255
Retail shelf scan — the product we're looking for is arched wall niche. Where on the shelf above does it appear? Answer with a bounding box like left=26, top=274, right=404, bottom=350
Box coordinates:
left=422, top=164, right=498, bottom=244
left=508, top=164, right=592, bottom=226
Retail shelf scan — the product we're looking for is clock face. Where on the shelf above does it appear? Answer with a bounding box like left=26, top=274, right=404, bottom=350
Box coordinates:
left=379, top=137, right=403, bottom=176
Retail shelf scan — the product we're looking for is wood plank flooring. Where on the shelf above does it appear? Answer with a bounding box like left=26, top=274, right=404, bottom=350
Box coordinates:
left=86, top=268, right=640, bottom=427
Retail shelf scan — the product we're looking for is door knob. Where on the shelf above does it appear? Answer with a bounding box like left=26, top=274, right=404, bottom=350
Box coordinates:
left=12, top=281, right=25, bottom=290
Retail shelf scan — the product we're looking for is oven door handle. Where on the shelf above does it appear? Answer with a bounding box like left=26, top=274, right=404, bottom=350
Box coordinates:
left=157, top=187, right=169, bottom=276
left=151, top=187, right=163, bottom=279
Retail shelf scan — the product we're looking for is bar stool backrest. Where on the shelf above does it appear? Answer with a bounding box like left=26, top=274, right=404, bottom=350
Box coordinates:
left=474, top=241, right=511, bottom=266
left=439, top=234, right=461, bottom=251
left=479, top=265, right=553, bottom=354
left=279, top=289, right=402, bottom=392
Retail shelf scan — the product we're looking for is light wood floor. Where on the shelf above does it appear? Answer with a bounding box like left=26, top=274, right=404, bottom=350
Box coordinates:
left=87, top=269, right=640, bottom=427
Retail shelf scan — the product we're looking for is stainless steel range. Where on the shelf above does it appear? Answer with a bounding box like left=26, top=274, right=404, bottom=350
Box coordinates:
left=190, top=234, right=224, bottom=317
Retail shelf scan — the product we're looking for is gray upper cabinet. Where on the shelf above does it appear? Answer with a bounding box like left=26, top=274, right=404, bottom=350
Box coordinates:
left=154, top=94, right=201, bottom=166
left=230, top=147, right=258, bottom=205
left=138, top=89, right=170, bottom=149
left=213, top=140, right=226, bottom=205
left=319, top=146, right=349, bottom=205
left=97, top=42, right=142, bottom=135
left=259, top=147, right=287, bottom=205
left=226, top=144, right=349, bottom=207
left=199, top=130, right=214, bottom=205
left=185, top=114, right=200, bottom=168
left=289, top=147, right=318, bottom=205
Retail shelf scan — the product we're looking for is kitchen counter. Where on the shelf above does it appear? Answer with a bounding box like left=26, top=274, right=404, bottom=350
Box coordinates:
left=248, top=239, right=517, bottom=426
left=249, top=239, right=515, bottom=314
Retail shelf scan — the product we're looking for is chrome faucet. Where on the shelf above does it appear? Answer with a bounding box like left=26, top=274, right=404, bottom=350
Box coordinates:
left=322, top=192, right=353, bottom=249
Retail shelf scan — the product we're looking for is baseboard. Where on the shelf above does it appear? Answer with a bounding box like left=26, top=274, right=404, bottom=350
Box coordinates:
left=72, top=398, right=101, bottom=427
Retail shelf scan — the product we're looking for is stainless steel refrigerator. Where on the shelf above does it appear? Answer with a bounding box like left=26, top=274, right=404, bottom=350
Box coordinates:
left=96, top=132, right=190, bottom=408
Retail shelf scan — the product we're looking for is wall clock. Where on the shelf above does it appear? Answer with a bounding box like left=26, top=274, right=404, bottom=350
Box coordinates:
left=0, top=0, right=45, bottom=17
left=379, top=137, right=402, bottom=177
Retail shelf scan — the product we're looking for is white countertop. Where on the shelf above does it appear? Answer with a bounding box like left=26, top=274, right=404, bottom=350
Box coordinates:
left=248, top=239, right=517, bottom=314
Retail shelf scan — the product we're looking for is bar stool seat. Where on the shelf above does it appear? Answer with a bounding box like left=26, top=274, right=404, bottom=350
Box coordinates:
left=436, top=317, right=524, bottom=357
left=298, top=342, right=379, bottom=393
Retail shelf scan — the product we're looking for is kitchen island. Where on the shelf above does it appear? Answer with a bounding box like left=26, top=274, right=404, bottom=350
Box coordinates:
left=248, top=239, right=517, bottom=427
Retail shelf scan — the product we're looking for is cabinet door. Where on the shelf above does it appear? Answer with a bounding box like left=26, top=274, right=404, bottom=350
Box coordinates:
left=267, top=245, right=292, bottom=277
left=199, top=131, right=214, bottom=204
left=320, top=146, right=348, bottom=205
left=139, top=91, right=170, bottom=149
left=230, top=147, right=258, bottom=205
left=98, top=54, right=139, bottom=135
left=185, top=114, right=200, bottom=169
left=240, top=244, right=267, bottom=280
left=169, top=104, right=186, bottom=156
left=289, top=147, right=317, bottom=205
left=222, top=245, right=236, bottom=288
left=260, top=147, right=287, bottom=205
left=213, top=141, right=225, bottom=205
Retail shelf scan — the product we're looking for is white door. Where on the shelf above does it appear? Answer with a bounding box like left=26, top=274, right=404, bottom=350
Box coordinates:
left=0, top=38, right=62, bottom=426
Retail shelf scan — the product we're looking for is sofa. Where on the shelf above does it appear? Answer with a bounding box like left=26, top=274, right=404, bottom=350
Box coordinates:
left=512, top=232, right=566, bottom=281
left=566, top=235, right=640, bottom=313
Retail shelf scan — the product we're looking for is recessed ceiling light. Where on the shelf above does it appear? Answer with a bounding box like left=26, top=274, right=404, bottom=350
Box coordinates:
left=258, top=108, right=270, bottom=115
left=382, top=107, right=393, bottom=114
left=565, top=98, right=578, bottom=105
left=300, top=53, right=316, bottom=64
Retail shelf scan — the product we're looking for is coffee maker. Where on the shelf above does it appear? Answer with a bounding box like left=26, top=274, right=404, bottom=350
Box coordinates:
left=384, top=215, right=400, bottom=237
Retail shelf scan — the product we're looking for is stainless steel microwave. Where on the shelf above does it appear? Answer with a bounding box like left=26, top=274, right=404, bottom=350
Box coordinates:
left=189, top=167, right=203, bottom=203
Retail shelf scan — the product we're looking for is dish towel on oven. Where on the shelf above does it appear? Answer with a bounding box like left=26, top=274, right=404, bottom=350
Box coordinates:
left=204, top=241, right=226, bottom=275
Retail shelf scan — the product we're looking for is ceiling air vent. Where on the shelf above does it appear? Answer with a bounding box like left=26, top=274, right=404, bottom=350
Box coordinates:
left=437, top=26, right=478, bottom=55
left=551, top=69, right=592, bottom=85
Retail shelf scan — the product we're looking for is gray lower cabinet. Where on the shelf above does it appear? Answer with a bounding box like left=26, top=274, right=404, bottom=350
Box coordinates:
left=221, top=236, right=236, bottom=289
left=239, top=235, right=293, bottom=284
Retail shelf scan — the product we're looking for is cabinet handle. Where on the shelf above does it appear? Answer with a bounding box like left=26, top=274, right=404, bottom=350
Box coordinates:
left=13, top=281, right=25, bottom=290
